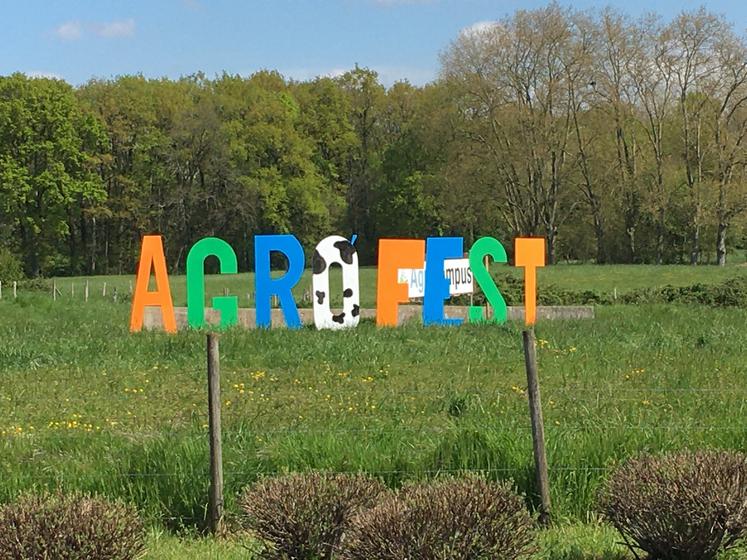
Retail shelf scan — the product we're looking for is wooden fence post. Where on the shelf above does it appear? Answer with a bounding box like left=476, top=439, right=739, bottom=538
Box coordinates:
left=522, top=328, right=551, bottom=526
left=13, top=281, right=17, bottom=299
left=85, top=281, right=89, bottom=303
left=53, top=281, right=57, bottom=301
left=102, top=282, right=107, bottom=297
left=207, top=333, right=224, bottom=534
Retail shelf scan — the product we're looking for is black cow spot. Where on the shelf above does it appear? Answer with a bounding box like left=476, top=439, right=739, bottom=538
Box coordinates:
left=352, top=304, right=360, bottom=317
left=333, top=240, right=356, bottom=265
left=315, top=291, right=325, bottom=305
left=312, top=250, right=327, bottom=274
left=343, top=288, right=353, bottom=298
left=332, top=313, right=346, bottom=324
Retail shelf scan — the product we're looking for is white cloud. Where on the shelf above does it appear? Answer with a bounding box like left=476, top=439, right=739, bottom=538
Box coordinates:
left=324, top=68, right=348, bottom=79
left=277, top=67, right=347, bottom=82
left=94, top=18, right=136, bottom=38
left=55, top=21, right=82, bottom=41
left=27, top=71, right=64, bottom=80
left=53, top=19, right=135, bottom=41
left=278, top=65, right=434, bottom=87
left=460, top=20, right=499, bottom=39
left=372, top=65, right=435, bottom=86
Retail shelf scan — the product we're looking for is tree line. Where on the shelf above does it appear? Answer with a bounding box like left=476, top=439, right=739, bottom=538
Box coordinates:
left=1, top=4, right=746, bottom=277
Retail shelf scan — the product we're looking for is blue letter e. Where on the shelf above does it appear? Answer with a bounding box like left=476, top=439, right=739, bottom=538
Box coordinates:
left=424, top=237, right=464, bottom=326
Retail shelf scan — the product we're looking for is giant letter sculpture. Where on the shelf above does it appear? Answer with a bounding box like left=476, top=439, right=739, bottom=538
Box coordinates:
left=255, top=235, right=305, bottom=329
left=186, top=237, right=239, bottom=329
left=515, top=237, right=546, bottom=326
left=311, top=235, right=360, bottom=330
left=130, top=235, right=176, bottom=333
left=376, top=239, right=425, bottom=327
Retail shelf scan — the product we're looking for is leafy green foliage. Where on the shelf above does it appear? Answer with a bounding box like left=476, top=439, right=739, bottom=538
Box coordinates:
left=4, top=24, right=747, bottom=274
left=599, top=450, right=747, bottom=560
left=454, top=274, right=747, bottom=308
left=0, top=491, right=145, bottom=560
left=0, top=73, right=107, bottom=277
left=621, top=277, right=747, bottom=307
left=0, top=248, right=23, bottom=283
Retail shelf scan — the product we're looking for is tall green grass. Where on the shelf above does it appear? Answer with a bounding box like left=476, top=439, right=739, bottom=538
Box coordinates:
left=1, top=295, right=745, bottom=531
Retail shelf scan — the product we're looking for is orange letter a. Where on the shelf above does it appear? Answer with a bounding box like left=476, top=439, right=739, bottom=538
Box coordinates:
left=130, top=235, right=177, bottom=333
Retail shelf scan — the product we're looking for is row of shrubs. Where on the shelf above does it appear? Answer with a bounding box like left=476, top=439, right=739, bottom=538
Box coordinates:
left=7, top=267, right=747, bottom=309
left=454, top=274, right=747, bottom=308
left=1, top=450, right=746, bottom=559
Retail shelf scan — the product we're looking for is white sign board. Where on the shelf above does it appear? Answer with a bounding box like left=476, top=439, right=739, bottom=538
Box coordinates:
left=398, top=268, right=426, bottom=298
left=444, top=258, right=474, bottom=295
left=398, top=258, right=473, bottom=298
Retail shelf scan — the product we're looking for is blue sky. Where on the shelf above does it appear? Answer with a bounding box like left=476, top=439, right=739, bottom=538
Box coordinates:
left=2, top=0, right=746, bottom=87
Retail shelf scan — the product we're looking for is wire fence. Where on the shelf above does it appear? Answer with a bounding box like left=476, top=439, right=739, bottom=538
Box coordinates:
left=0, top=278, right=313, bottom=307
left=1, top=329, right=746, bottom=529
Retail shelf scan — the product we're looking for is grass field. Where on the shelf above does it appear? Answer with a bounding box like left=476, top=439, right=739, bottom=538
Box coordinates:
left=2, top=264, right=747, bottom=558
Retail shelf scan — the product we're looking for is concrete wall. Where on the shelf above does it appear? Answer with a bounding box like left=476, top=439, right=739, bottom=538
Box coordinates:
left=141, top=305, right=594, bottom=330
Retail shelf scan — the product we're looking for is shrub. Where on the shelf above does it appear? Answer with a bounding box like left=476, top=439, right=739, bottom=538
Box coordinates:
left=0, top=248, right=23, bottom=283
left=599, top=450, right=747, bottom=560
left=340, top=475, right=535, bottom=560
left=622, top=277, right=747, bottom=307
left=457, top=274, right=747, bottom=308
left=0, top=491, right=145, bottom=560
left=239, top=472, right=388, bottom=560
left=17, top=277, right=50, bottom=292
left=453, top=274, right=613, bottom=308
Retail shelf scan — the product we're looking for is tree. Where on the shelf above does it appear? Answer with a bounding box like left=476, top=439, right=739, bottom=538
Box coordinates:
left=707, top=28, right=747, bottom=265
left=337, top=66, right=386, bottom=263
left=596, top=9, right=645, bottom=262
left=77, top=75, right=173, bottom=274
left=0, top=74, right=106, bottom=276
left=667, top=10, right=729, bottom=264
left=441, top=4, right=581, bottom=263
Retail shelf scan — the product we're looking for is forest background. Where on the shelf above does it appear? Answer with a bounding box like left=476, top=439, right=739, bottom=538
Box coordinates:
left=2, top=4, right=747, bottom=278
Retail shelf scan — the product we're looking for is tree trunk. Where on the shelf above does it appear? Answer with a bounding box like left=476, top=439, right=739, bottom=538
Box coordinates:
left=593, top=213, right=605, bottom=264
left=91, top=216, right=97, bottom=274
left=690, top=223, right=700, bottom=265
left=626, top=226, right=636, bottom=264
left=546, top=227, right=557, bottom=265
left=716, top=222, right=727, bottom=267
left=656, top=213, right=665, bottom=266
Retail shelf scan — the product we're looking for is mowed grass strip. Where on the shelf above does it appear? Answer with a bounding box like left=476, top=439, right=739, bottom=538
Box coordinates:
left=1, top=294, right=745, bottom=530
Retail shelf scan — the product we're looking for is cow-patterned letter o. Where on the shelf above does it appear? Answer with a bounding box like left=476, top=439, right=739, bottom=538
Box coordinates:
left=311, top=235, right=360, bottom=330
